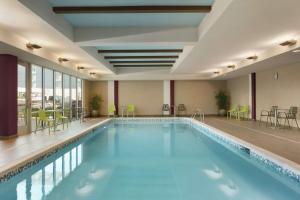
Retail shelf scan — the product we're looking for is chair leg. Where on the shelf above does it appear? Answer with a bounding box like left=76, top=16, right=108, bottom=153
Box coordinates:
left=48, top=122, right=51, bottom=134
left=259, top=116, right=262, bottom=126
left=294, top=119, right=299, bottom=129
left=286, top=117, right=291, bottom=128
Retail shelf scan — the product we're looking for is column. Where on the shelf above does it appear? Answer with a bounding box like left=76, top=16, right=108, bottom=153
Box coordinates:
left=107, top=80, right=114, bottom=110
left=114, top=81, right=119, bottom=116
left=170, top=80, right=175, bottom=115
left=0, top=54, right=17, bottom=139
left=249, top=73, right=256, bottom=120
left=163, top=80, right=170, bottom=115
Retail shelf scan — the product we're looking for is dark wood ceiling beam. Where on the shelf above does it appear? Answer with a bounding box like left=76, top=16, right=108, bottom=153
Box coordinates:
left=53, top=6, right=212, bottom=14
left=113, top=64, right=173, bottom=67
left=105, top=56, right=179, bottom=59
left=110, top=60, right=176, bottom=64
left=98, top=49, right=183, bottom=53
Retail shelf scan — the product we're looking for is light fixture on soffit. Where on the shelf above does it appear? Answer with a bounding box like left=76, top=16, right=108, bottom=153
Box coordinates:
left=58, top=57, right=69, bottom=62
left=280, top=40, right=297, bottom=46
left=77, top=66, right=85, bottom=70
left=26, top=43, right=42, bottom=50
left=246, top=55, right=258, bottom=60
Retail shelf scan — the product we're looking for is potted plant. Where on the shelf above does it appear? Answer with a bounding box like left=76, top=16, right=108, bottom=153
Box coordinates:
left=90, top=95, right=102, bottom=117
left=215, top=90, right=228, bottom=116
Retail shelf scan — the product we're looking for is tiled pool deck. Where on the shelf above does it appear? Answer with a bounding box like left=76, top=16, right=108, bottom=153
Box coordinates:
left=0, top=118, right=107, bottom=175
left=1, top=116, right=300, bottom=176
left=204, top=117, right=300, bottom=164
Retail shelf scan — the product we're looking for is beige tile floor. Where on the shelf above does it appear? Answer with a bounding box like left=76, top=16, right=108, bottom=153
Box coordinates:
left=203, top=117, right=300, bottom=164
left=0, top=118, right=107, bottom=173
left=0, top=116, right=300, bottom=174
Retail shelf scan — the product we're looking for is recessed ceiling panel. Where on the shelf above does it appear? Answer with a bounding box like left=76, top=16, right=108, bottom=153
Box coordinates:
left=48, top=0, right=214, bottom=27
left=48, top=0, right=214, bottom=7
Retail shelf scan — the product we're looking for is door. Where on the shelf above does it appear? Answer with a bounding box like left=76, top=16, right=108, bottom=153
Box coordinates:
left=17, top=62, right=31, bottom=135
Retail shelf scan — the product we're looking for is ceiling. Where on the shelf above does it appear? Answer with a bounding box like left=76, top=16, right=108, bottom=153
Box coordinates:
left=0, top=0, right=300, bottom=80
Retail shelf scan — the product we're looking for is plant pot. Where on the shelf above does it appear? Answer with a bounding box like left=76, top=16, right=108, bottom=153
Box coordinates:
left=91, top=110, right=99, bottom=118
left=219, top=109, right=226, bottom=116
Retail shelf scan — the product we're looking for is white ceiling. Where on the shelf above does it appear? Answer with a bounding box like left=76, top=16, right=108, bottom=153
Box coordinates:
left=0, top=0, right=300, bottom=80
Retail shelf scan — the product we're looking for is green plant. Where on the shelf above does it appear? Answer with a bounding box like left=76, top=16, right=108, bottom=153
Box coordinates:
left=90, top=95, right=102, bottom=111
left=215, top=90, right=228, bottom=110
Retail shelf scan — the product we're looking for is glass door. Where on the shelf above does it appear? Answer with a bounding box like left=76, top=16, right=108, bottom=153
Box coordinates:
left=17, top=63, right=31, bottom=134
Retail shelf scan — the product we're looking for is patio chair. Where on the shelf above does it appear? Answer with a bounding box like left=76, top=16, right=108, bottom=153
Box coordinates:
left=108, top=104, right=116, bottom=117
left=177, top=104, right=187, bottom=116
left=127, top=104, right=135, bottom=117
left=227, top=105, right=239, bottom=119
left=55, top=110, right=69, bottom=130
left=277, top=106, right=299, bottom=129
left=162, top=104, right=170, bottom=116
left=35, top=110, right=54, bottom=134
left=259, top=106, right=278, bottom=126
left=237, top=105, right=249, bottom=120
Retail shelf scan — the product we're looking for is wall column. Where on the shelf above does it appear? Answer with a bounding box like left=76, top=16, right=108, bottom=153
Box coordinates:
left=107, top=80, right=115, bottom=112
left=163, top=80, right=171, bottom=115
left=114, top=81, right=119, bottom=116
left=170, top=80, right=175, bottom=115
left=249, top=73, right=256, bottom=120
left=0, top=54, right=17, bottom=139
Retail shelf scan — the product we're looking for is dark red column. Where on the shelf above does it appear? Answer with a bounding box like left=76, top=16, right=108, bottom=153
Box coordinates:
left=0, top=54, right=18, bottom=139
left=170, top=80, right=175, bottom=115
left=251, top=73, right=256, bottom=120
left=114, top=80, right=119, bottom=116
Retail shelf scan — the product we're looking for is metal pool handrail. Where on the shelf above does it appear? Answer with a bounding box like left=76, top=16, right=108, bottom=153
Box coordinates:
left=192, top=109, right=205, bottom=122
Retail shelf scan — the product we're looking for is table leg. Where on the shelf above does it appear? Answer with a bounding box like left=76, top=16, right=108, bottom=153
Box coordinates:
left=275, top=110, right=277, bottom=127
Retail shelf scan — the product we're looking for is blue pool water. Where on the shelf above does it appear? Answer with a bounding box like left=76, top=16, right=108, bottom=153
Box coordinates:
left=1, top=120, right=300, bottom=200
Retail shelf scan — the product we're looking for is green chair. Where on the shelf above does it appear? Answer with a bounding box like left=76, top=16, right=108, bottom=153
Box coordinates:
left=227, top=106, right=239, bottom=119
left=237, top=105, right=249, bottom=120
left=35, top=110, right=54, bottom=134
left=127, top=104, right=135, bottom=117
left=55, top=110, right=69, bottom=130
left=108, top=104, right=116, bottom=117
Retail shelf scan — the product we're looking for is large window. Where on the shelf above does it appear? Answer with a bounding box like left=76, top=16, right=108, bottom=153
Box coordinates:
left=31, top=65, right=43, bottom=130
left=28, top=64, right=83, bottom=132
left=77, top=78, right=83, bottom=118
left=44, top=69, right=54, bottom=110
left=31, top=65, right=43, bottom=112
left=63, top=74, right=70, bottom=116
left=18, top=64, right=27, bottom=127
left=55, top=72, right=63, bottom=109
left=71, top=77, right=77, bottom=119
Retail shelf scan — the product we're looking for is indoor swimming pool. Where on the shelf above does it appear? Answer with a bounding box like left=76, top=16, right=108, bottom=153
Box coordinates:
left=0, top=118, right=299, bottom=200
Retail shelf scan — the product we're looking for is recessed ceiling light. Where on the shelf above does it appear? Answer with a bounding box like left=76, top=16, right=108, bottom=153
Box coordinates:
left=280, top=40, right=297, bottom=46
left=227, top=65, right=235, bottom=69
left=246, top=55, right=258, bottom=60
left=58, top=57, right=69, bottom=62
left=292, top=49, right=300, bottom=53
left=26, top=43, right=42, bottom=50
left=213, top=71, right=220, bottom=74
left=90, top=72, right=96, bottom=76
